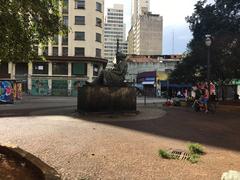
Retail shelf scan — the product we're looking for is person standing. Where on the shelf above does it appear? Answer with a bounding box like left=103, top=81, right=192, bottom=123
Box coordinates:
left=203, top=85, right=209, bottom=112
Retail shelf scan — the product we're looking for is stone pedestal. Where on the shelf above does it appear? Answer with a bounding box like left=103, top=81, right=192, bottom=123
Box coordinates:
left=77, top=86, right=136, bottom=112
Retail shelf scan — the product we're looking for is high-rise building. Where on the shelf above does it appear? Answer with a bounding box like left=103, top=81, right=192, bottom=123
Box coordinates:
left=128, top=0, right=163, bottom=55
left=131, top=0, right=150, bottom=26
left=2, top=0, right=107, bottom=96
left=104, top=4, right=128, bottom=69
left=60, top=0, right=105, bottom=59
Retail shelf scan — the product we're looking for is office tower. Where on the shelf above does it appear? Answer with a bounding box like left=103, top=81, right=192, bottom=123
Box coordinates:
left=104, top=4, right=128, bottom=69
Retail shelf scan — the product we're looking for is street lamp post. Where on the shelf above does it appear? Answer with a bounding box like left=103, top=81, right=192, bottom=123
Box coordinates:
left=205, top=34, right=212, bottom=97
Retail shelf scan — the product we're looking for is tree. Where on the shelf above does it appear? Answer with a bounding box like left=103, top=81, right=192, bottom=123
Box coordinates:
left=170, top=0, right=240, bottom=84
left=0, top=0, right=67, bottom=63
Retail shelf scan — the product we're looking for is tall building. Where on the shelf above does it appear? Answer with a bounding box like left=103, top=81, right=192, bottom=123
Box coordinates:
left=60, top=0, right=105, bottom=60
left=104, top=4, right=128, bottom=69
left=128, top=0, right=163, bottom=55
left=0, top=0, right=107, bottom=96
left=131, top=0, right=150, bottom=26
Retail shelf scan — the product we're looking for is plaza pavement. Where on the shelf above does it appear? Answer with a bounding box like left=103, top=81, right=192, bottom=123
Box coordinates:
left=0, top=96, right=240, bottom=179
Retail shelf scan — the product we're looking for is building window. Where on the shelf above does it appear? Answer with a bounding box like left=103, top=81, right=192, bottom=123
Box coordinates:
left=75, top=0, right=85, bottom=9
left=63, top=16, right=68, bottom=26
left=75, top=16, right=85, bottom=25
left=43, top=47, right=48, bottom=56
left=33, top=62, right=48, bottom=74
left=96, top=2, right=102, bottom=12
left=33, top=46, right=38, bottom=53
left=62, top=35, right=68, bottom=45
left=96, top=48, right=101, bottom=57
left=96, top=17, right=102, bottom=27
left=75, top=32, right=85, bottom=41
left=0, top=63, right=9, bottom=77
left=62, top=47, right=68, bottom=56
left=52, top=47, right=58, bottom=56
left=52, top=62, right=68, bottom=75
left=15, top=63, right=28, bottom=75
left=96, top=33, right=101, bottom=42
left=93, top=64, right=99, bottom=76
left=63, top=0, right=68, bottom=14
left=53, top=35, right=58, bottom=45
left=72, top=63, right=87, bottom=76
left=75, top=47, right=85, bottom=56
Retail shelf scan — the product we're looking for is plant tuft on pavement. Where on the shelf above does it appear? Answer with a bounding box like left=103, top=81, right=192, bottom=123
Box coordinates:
left=188, top=143, right=204, bottom=155
left=188, top=154, right=200, bottom=164
left=159, top=142, right=205, bottom=164
left=158, top=149, right=173, bottom=159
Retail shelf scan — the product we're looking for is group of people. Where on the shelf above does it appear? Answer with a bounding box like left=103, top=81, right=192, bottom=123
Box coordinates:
left=192, top=82, right=216, bottom=112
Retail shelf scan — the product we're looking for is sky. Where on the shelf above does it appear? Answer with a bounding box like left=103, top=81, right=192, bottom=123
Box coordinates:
left=105, top=0, right=214, bottom=54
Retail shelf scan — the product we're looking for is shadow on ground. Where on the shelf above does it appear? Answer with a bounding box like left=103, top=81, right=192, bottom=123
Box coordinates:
left=79, top=106, right=240, bottom=152
left=1, top=97, right=240, bottom=152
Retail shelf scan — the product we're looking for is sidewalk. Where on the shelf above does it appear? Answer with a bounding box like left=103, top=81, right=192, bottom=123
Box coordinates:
left=0, top=104, right=240, bottom=179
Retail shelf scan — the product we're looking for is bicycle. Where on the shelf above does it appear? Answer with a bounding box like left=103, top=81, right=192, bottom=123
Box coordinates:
left=192, top=96, right=216, bottom=113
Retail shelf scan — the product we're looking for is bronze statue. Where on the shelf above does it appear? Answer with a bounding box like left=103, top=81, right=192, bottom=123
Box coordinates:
left=89, top=52, right=128, bottom=86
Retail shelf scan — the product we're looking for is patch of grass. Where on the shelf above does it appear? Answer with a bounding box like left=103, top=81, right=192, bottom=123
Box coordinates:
left=158, top=149, right=172, bottom=159
left=188, top=154, right=200, bottom=164
left=159, top=142, right=205, bottom=164
left=188, top=143, right=204, bottom=155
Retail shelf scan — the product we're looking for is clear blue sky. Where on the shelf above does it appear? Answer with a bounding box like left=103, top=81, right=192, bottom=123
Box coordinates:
left=105, top=0, right=214, bottom=55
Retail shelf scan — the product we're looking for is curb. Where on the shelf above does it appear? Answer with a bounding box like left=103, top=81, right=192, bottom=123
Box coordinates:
left=0, top=144, right=60, bottom=180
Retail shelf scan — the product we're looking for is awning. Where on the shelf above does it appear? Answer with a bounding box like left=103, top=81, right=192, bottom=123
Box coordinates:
left=160, top=81, right=192, bottom=88
left=142, top=81, right=155, bottom=85
left=134, top=83, right=144, bottom=90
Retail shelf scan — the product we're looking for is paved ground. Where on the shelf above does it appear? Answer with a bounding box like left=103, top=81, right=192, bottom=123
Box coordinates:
left=0, top=96, right=166, bottom=117
left=0, top=96, right=240, bottom=180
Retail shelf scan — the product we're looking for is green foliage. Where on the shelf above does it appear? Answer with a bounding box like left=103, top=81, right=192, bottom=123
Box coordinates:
left=170, top=0, right=240, bottom=83
left=158, top=149, right=172, bottom=159
left=159, top=142, right=205, bottom=164
left=188, top=154, right=200, bottom=164
left=0, top=0, right=68, bottom=63
left=188, top=143, right=205, bottom=155
left=187, top=142, right=204, bottom=163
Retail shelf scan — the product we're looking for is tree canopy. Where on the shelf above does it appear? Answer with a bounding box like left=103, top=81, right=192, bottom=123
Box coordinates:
left=0, top=0, right=67, bottom=63
left=170, top=0, right=240, bottom=84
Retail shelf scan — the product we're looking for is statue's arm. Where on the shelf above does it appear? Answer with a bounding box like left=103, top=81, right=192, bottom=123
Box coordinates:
left=112, top=62, right=127, bottom=75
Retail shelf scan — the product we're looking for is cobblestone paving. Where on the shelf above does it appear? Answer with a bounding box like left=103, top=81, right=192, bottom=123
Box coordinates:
left=0, top=97, right=240, bottom=179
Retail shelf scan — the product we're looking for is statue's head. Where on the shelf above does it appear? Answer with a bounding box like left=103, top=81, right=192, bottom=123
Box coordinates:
left=116, top=52, right=127, bottom=62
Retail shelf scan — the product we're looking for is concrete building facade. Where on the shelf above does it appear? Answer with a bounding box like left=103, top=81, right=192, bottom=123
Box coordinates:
left=104, top=4, right=128, bottom=69
left=128, top=0, right=163, bottom=55
left=127, top=27, right=134, bottom=55
left=135, top=13, right=163, bottom=55
left=0, top=0, right=107, bottom=96
left=131, top=0, right=150, bottom=26
left=125, top=54, right=182, bottom=83
left=125, top=54, right=182, bottom=97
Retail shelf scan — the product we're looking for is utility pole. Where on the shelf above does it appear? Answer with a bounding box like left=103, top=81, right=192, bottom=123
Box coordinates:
left=205, top=34, right=212, bottom=99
